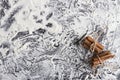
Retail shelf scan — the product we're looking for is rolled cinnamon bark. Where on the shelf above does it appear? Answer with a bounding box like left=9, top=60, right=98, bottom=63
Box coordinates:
left=90, top=44, right=103, bottom=54
left=82, top=38, right=92, bottom=47
left=92, top=54, right=114, bottom=62
left=82, top=36, right=104, bottom=54
left=92, top=51, right=109, bottom=61
left=92, top=55, right=114, bottom=67
left=81, top=36, right=115, bottom=67
left=82, top=39, right=103, bottom=54
left=92, top=51, right=114, bottom=61
left=85, top=36, right=104, bottom=50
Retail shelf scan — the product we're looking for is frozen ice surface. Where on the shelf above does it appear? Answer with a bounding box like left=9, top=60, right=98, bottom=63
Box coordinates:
left=0, top=0, right=120, bottom=80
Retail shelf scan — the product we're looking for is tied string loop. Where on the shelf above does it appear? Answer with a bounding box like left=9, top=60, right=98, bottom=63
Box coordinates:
left=89, top=31, right=103, bottom=64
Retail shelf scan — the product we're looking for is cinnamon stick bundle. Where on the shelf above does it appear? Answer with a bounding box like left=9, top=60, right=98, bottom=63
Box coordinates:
left=92, top=51, right=114, bottom=61
left=81, top=36, right=115, bottom=68
left=86, top=36, right=104, bottom=50
left=91, top=51, right=115, bottom=67
left=82, top=36, right=104, bottom=54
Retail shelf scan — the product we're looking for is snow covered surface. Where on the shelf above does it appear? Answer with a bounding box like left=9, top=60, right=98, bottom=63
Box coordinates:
left=0, top=0, right=120, bottom=80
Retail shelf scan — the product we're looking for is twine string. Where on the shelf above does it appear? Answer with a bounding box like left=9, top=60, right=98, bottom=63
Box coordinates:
left=90, top=31, right=103, bottom=64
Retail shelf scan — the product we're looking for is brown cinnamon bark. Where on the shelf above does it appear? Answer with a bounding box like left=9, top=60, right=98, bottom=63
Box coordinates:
left=82, top=39, right=103, bottom=54
left=81, top=36, right=115, bottom=68
left=92, top=51, right=114, bottom=61
left=85, top=36, right=104, bottom=50
left=82, top=38, right=92, bottom=47
left=82, top=36, right=104, bottom=51
left=92, top=51, right=109, bottom=61
left=92, top=56, right=114, bottom=67
left=90, top=45, right=103, bottom=54
left=91, top=51, right=114, bottom=67
left=92, top=54, right=114, bottom=62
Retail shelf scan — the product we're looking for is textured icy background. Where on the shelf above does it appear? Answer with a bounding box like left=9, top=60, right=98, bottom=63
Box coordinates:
left=0, top=0, right=120, bottom=80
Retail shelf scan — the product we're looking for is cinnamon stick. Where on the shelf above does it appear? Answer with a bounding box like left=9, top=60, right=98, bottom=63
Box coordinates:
left=82, top=42, right=103, bottom=54
left=86, top=36, right=104, bottom=50
left=92, top=57, right=111, bottom=64
left=82, top=38, right=92, bottom=47
left=92, top=54, right=114, bottom=63
left=91, top=51, right=114, bottom=67
left=92, top=55, right=114, bottom=67
left=92, top=51, right=109, bottom=61
left=81, top=36, right=115, bottom=68
left=92, top=51, right=114, bottom=61
left=90, top=44, right=103, bottom=54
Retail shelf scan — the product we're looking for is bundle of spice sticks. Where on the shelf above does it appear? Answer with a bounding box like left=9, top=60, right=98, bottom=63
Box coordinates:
left=81, top=36, right=115, bottom=67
